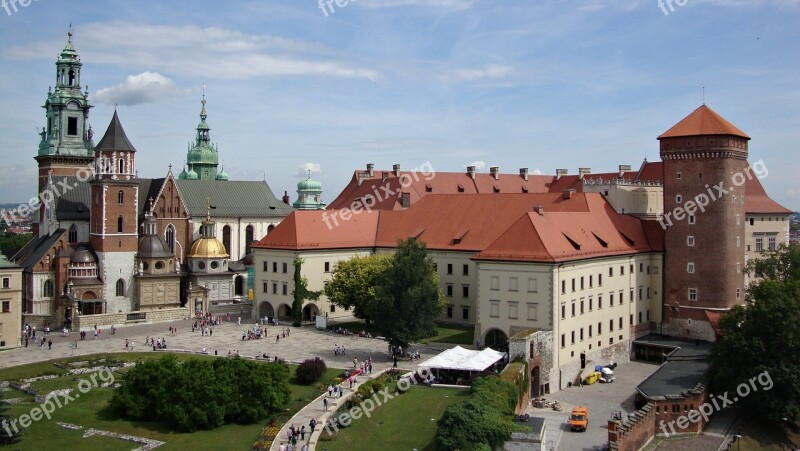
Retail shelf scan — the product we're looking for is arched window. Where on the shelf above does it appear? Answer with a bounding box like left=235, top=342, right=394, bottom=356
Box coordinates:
left=165, top=225, right=175, bottom=253
left=222, top=225, right=231, bottom=254
left=118, top=159, right=125, bottom=174
left=116, top=279, right=125, bottom=296
left=118, top=190, right=124, bottom=204
left=68, top=69, right=75, bottom=86
left=117, top=216, right=124, bottom=233
left=43, top=280, right=54, bottom=298
left=68, top=224, right=78, bottom=243
left=245, top=225, right=254, bottom=254
left=267, top=224, right=275, bottom=234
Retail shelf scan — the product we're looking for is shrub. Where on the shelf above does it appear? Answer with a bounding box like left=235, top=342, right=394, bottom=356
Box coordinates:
left=295, top=358, right=327, bottom=385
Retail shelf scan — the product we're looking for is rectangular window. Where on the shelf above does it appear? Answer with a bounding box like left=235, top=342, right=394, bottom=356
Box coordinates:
left=768, top=236, right=776, bottom=251
left=561, top=334, right=565, bottom=349
left=598, top=295, right=603, bottom=309
left=638, top=288, right=643, bottom=301
left=263, top=261, right=268, bottom=272
left=490, top=301, right=499, bottom=318
left=67, top=117, right=78, bottom=136
left=528, top=278, right=537, bottom=293
left=446, top=284, right=453, bottom=297
left=462, top=285, right=469, bottom=298
left=638, top=311, right=643, bottom=324
left=630, top=290, right=634, bottom=303
left=755, top=237, right=764, bottom=252
left=330, top=305, right=336, bottom=313
left=687, top=262, right=695, bottom=273
left=639, top=263, right=643, bottom=272
left=571, top=278, right=576, bottom=292
left=1, top=278, right=9, bottom=289
left=561, top=280, right=566, bottom=294
left=282, top=284, right=288, bottom=295
left=447, top=264, right=453, bottom=275
left=463, top=264, right=469, bottom=276
left=272, top=283, right=277, bottom=294
left=688, top=288, right=698, bottom=301
left=609, top=319, right=614, bottom=332
left=598, top=273, right=603, bottom=286
left=589, top=297, right=593, bottom=311
left=580, top=277, right=584, bottom=290
left=273, top=262, right=277, bottom=272
left=1, top=301, right=9, bottom=313
left=609, top=293, right=614, bottom=306
left=324, top=262, right=331, bottom=272
left=589, top=325, right=593, bottom=338
left=619, top=317, right=623, bottom=329
left=508, top=302, right=518, bottom=319
left=491, top=276, right=500, bottom=291
left=561, top=303, right=566, bottom=320
left=262, top=282, right=268, bottom=293
left=571, top=331, right=575, bottom=345
left=580, top=328, right=584, bottom=341
left=689, top=215, right=696, bottom=224
left=527, top=303, right=538, bottom=321
left=609, top=267, right=614, bottom=277
left=736, top=289, right=741, bottom=300
left=630, top=314, right=634, bottom=326
left=580, top=299, right=584, bottom=315
left=620, top=265, right=625, bottom=275
left=282, top=263, right=288, bottom=273
left=571, top=302, right=576, bottom=317
left=447, top=305, right=453, bottom=318
left=589, top=275, right=593, bottom=288
left=598, top=322, right=602, bottom=335
left=509, top=277, right=518, bottom=292
left=750, top=217, right=754, bottom=226
left=736, top=214, right=740, bottom=225
left=736, top=236, right=741, bottom=247
left=462, top=308, right=469, bottom=320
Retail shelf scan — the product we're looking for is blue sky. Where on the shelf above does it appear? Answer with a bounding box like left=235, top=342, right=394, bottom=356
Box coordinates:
left=0, top=0, right=798, bottom=210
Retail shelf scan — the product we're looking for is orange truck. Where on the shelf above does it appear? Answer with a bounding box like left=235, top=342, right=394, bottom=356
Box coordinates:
left=569, top=406, right=589, bottom=432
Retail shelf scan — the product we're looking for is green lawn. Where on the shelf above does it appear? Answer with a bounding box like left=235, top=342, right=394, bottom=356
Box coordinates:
left=331, top=321, right=475, bottom=345
left=320, top=386, right=469, bottom=451
left=0, top=353, right=343, bottom=450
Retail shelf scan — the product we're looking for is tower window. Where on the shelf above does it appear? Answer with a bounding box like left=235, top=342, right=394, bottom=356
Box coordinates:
left=116, top=279, right=125, bottom=296
left=688, top=288, right=698, bottom=301
left=687, top=236, right=695, bottom=247
left=687, top=262, right=695, bottom=274
left=165, top=225, right=175, bottom=253
left=118, top=190, right=124, bottom=205
left=68, top=69, right=76, bottom=86
left=688, top=215, right=696, bottom=225
left=676, top=195, right=682, bottom=203
left=117, top=216, right=124, bottom=233
left=676, top=171, right=682, bottom=180
left=67, top=117, right=78, bottom=136
left=68, top=224, right=78, bottom=243
left=118, top=159, right=125, bottom=174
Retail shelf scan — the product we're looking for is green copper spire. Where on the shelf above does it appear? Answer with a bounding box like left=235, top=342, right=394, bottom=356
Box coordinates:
left=184, top=87, right=220, bottom=180
left=293, top=171, right=326, bottom=210
left=38, top=29, right=93, bottom=157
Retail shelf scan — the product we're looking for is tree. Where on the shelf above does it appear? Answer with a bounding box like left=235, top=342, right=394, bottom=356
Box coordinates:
left=373, top=239, right=445, bottom=348
left=292, top=258, right=321, bottom=327
left=1, top=233, right=33, bottom=259
left=711, top=243, right=800, bottom=423
left=0, top=403, right=22, bottom=445
left=324, top=254, right=392, bottom=325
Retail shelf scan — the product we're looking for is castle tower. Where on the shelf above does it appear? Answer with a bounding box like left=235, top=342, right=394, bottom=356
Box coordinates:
left=89, top=111, right=139, bottom=313
left=659, top=105, right=749, bottom=341
left=35, top=30, right=95, bottom=233
left=180, top=93, right=220, bottom=180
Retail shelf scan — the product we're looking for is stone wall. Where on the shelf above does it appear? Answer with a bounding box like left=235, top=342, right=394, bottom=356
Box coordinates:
left=560, top=339, right=631, bottom=389
left=608, top=402, right=656, bottom=451
left=208, top=303, right=253, bottom=319
left=661, top=316, right=716, bottom=342
left=651, top=380, right=710, bottom=436
left=75, top=307, right=188, bottom=330
left=509, top=330, right=555, bottom=397
left=22, top=313, right=59, bottom=330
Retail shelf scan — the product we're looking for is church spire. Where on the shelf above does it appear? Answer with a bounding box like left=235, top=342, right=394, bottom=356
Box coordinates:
left=184, top=86, right=219, bottom=180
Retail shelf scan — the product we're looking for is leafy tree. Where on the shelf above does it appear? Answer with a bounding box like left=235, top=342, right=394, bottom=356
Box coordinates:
left=1, top=233, right=33, bottom=259
left=0, top=403, right=22, bottom=445
left=324, top=254, right=392, bottom=325
left=110, top=355, right=291, bottom=432
left=374, top=238, right=445, bottom=348
left=711, top=243, right=800, bottom=423
left=295, top=357, right=327, bottom=384
left=292, top=258, right=321, bottom=327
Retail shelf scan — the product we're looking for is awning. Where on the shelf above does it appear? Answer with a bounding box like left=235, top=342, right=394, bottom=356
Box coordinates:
left=417, top=346, right=504, bottom=372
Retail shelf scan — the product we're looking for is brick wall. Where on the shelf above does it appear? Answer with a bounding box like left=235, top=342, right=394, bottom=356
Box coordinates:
left=608, top=402, right=656, bottom=451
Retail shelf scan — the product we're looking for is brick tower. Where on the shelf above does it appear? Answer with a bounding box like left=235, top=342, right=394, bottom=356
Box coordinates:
left=89, top=111, right=139, bottom=313
left=659, top=105, right=749, bottom=341
left=34, top=30, right=94, bottom=235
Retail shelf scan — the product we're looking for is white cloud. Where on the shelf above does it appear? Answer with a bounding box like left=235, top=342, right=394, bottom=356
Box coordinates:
left=295, top=162, right=322, bottom=177
left=4, top=22, right=381, bottom=82
left=93, top=72, right=184, bottom=106
left=466, top=161, right=486, bottom=170
left=532, top=169, right=545, bottom=175
left=450, top=64, right=512, bottom=82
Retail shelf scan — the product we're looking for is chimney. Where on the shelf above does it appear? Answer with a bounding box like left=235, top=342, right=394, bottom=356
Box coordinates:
left=282, top=190, right=290, bottom=205
left=467, top=166, right=476, bottom=179
left=366, top=163, right=374, bottom=177
left=393, top=163, right=401, bottom=176
left=519, top=168, right=529, bottom=181
left=578, top=168, right=591, bottom=180
left=490, top=166, right=500, bottom=180
left=401, top=192, right=411, bottom=208
left=556, top=169, right=568, bottom=180
left=563, top=188, right=575, bottom=200
left=618, top=164, right=632, bottom=178
left=533, top=205, right=544, bottom=215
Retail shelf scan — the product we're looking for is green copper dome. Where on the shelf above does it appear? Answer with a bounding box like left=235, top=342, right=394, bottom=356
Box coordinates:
left=297, top=177, right=322, bottom=191
left=183, top=93, right=220, bottom=180
left=215, top=166, right=229, bottom=181
left=184, top=167, right=199, bottom=180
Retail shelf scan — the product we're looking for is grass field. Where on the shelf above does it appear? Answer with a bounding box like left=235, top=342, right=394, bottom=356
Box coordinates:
left=320, top=385, right=468, bottom=451
left=0, top=353, right=343, bottom=450
left=331, top=321, right=475, bottom=345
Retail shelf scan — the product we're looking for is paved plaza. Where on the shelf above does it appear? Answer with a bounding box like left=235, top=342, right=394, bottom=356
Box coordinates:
left=0, top=318, right=433, bottom=371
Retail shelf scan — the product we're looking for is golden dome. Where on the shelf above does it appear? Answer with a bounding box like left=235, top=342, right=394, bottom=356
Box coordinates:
left=189, top=237, right=229, bottom=258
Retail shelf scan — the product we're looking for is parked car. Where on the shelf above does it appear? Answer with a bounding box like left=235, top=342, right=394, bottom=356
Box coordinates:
left=570, top=406, right=589, bottom=432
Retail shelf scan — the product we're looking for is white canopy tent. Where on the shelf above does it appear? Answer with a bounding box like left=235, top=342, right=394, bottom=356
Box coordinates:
left=417, top=346, right=505, bottom=372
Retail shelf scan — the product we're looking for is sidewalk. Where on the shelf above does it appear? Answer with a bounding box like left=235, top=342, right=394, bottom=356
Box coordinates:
left=269, top=367, right=390, bottom=451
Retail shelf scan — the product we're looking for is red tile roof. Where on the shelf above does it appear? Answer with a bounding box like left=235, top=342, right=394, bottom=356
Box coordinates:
left=658, top=105, right=750, bottom=139
left=257, top=193, right=657, bottom=263
left=474, top=195, right=653, bottom=262
left=745, top=175, right=793, bottom=214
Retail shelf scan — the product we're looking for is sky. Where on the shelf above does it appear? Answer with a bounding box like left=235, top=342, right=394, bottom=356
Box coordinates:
left=0, top=0, right=798, bottom=210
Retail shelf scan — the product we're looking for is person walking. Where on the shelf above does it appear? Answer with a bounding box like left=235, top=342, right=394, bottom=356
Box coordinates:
left=309, top=418, right=317, bottom=433
left=300, top=425, right=306, bottom=440
left=323, top=397, right=328, bottom=411
left=393, top=355, right=398, bottom=368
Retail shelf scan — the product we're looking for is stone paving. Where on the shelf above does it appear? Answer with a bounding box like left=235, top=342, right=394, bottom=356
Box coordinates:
left=0, top=318, right=440, bottom=371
